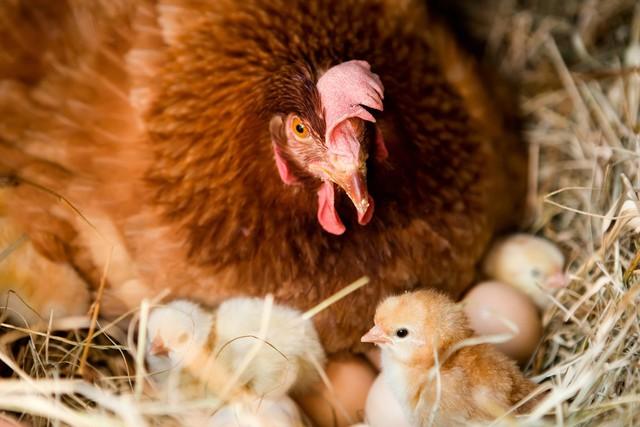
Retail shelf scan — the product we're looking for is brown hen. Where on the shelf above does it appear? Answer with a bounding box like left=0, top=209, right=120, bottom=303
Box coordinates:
left=0, top=0, right=526, bottom=353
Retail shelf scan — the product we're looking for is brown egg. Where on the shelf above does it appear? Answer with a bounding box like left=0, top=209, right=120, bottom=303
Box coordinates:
left=365, top=374, right=411, bottom=427
left=462, top=281, right=542, bottom=364
left=296, top=356, right=377, bottom=427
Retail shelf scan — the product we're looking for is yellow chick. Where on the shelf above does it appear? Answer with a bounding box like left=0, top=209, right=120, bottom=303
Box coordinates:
left=0, top=190, right=89, bottom=326
left=146, top=298, right=326, bottom=400
left=145, top=300, right=216, bottom=388
left=483, top=234, right=568, bottom=309
left=361, top=290, right=539, bottom=426
left=214, top=297, right=326, bottom=397
left=144, top=300, right=306, bottom=426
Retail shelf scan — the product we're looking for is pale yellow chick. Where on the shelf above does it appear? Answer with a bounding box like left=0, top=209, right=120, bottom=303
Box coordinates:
left=215, top=297, right=326, bottom=397
left=483, top=234, right=567, bottom=309
left=145, top=300, right=307, bottom=426
left=0, top=189, right=89, bottom=326
left=362, top=290, right=539, bottom=427
left=146, top=298, right=326, bottom=400
left=145, top=300, right=216, bottom=389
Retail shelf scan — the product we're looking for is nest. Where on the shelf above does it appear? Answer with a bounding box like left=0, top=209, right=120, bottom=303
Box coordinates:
left=489, top=0, right=640, bottom=424
left=1, top=0, right=640, bottom=425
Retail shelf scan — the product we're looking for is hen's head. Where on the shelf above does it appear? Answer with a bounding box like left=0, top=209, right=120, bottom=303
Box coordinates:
left=268, top=60, right=387, bottom=235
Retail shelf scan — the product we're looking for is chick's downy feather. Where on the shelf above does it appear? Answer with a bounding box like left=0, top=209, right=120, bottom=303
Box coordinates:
left=146, top=298, right=325, bottom=399
left=215, top=297, right=326, bottom=397
left=145, top=299, right=215, bottom=385
left=0, top=0, right=526, bottom=353
left=363, top=290, right=540, bottom=426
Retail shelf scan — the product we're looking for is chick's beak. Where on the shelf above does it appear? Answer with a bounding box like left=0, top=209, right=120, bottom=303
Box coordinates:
left=545, top=271, right=569, bottom=289
left=150, top=336, right=169, bottom=356
left=361, top=325, right=391, bottom=345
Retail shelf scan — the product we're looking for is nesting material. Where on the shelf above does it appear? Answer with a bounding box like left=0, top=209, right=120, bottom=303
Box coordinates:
left=0, top=0, right=639, bottom=426
left=487, top=0, right=640, bottom=424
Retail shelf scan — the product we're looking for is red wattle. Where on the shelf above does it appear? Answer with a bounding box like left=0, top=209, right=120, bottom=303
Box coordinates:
left=272, top=143, right=298, bottom=185
left=317, top=181, right=345, bottom=235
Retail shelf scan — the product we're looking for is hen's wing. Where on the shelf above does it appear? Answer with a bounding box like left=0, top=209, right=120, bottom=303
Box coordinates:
left=0, top=0, right=179, bottom=306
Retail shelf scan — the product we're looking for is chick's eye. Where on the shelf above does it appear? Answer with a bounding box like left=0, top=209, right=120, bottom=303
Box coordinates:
left=396, top=328, right=409, bottom=338
left=531, top=269, right=541, bottom=278
left=291, top=116, right=310, bottom=139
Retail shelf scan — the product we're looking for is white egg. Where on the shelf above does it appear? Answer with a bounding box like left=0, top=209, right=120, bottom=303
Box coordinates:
left=365, top=374, right=411, bottom=427
left=208, top=396, right=304, bottom=427
left=463, top=281, right=542, bottom=364
left=483, top=234, right=567, bottom=309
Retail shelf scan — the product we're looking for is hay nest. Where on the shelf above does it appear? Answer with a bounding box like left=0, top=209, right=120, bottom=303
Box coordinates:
left=489, top=0, right=640, bottom=424
left=1, top=0, right=640, bottom=425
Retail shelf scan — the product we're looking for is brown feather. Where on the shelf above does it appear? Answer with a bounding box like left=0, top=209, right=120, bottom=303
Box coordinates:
left=0, top=0, right=526, bottom=353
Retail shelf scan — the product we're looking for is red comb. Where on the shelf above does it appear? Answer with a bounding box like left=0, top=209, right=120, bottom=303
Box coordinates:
left=317, top=60, right=384, bottom=147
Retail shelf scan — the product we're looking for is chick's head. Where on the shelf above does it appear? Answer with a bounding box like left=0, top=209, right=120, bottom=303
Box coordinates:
left=362, top=290, right=471, bottom=365
left=146, top=300, right=214, bottom=365
left=484, top=234, right=568, bottom=308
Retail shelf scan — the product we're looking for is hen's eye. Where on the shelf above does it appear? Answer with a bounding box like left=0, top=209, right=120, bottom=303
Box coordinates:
left=396, top=328, right=409, bottom=338
left=291, top=116, right=310, bottom=139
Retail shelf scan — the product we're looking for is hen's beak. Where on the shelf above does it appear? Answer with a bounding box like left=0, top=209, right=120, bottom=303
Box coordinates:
left=361, top=325, right=391, bottom=345
left=150, top=336, right=169, bottom=356
left=329, top=169, right=371, bottom=220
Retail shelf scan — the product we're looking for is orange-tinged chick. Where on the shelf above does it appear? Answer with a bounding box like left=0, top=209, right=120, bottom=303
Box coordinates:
left=361, top=290, right=539, bottom=426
